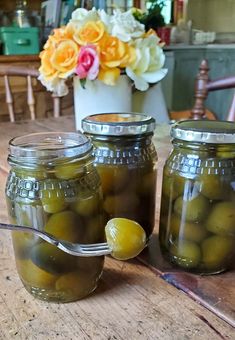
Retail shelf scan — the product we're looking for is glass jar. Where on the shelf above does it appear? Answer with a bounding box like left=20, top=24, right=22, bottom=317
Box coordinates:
left=159, top=120, right=235, bottom=274
left=5, top=132, right=104, bottom=302
left=82, top=113, right=157, bottom=239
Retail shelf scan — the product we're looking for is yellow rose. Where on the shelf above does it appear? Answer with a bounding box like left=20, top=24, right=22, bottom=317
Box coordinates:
left=73, top=21, right=105, bottom=45
left=50, top=39, right=79, bottom=78
left=39, top=45, right=58, bottom=81
left=97, top=34, right=136, bottom=85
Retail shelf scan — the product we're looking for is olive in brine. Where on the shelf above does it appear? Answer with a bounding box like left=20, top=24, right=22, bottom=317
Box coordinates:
left=169, top=214, right=208, bottom=243
left=201, top=235, right=234, bottom=271
left=198, top=174, right=229, bottom=201
left=71, top=194, right=100, bottom=217
left=206, top=202, right=235, bottom=236
left=170, top=240, right=201, bottom=269
left=55, top=271, right=96, bottom=301
left=12, top=231, right=38, bottom=259
left=54, top=161, right=85, bottom=180
left=162, top=173, right=185, bottom=201
left=103, top=192, right=139, bottom=216
left=44, top=210, right=83, bottom=243
left=174, top=194, right=210, bottom=223
left=97, top=165, right=129, bottom=194
left=30, top=242, right=76, bottom=275
left=16, top=259, right=57, bottom=289
left=41, top=184, right=68, bottom=214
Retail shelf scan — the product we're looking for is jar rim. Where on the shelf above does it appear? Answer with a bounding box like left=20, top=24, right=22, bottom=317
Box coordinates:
left=9, top=131, right=92, bottom=163
left=171, top=120, right=235, bottom=144
left=82, top=113, right=156, bottom=136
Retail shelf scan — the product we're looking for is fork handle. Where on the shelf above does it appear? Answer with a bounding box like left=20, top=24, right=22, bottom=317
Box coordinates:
left=0, top=222, right=59, bottom=247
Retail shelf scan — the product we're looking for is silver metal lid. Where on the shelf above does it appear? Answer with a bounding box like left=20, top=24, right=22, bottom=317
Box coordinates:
left=171, top=120, right=235, bottom=144
left=82, top=113, right=156, bottom=136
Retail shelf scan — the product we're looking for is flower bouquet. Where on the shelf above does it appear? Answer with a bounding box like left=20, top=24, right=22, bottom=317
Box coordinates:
left=38, top=7, right=167, bottom=96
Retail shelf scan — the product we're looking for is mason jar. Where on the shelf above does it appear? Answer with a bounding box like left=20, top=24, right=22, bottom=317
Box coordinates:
left=82, top=113, right=157, bottom=239
left=5, top=132, right=104, bottom=302
left=159, top=120, right=235, bottom=274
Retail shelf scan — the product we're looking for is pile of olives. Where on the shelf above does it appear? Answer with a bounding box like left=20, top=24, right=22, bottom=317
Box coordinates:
left=6, top=159, right=105, bottom=302
left=159, top=148, right=235, bottom=274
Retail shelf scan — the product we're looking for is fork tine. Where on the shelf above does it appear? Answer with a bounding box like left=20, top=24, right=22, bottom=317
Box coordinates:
left=80, top=242, right=109, bottom=247
left=81, top=244, right=111, bottom=252
left=80, top=243, right=110, bottom=251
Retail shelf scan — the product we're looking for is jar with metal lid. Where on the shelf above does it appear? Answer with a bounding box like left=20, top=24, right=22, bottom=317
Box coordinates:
left=82, top=113, right=157, bottom=239
left=5, top=132, right=104, bottom=302
left=159, top=120, right=235, bottom=274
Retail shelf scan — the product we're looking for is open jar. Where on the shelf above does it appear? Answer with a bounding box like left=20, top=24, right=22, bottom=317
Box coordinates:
left=5, top=132, right=104, bottom=302
left=82, top=113, right=157, bottom=239
left=159, top=120, right=235, bottom=274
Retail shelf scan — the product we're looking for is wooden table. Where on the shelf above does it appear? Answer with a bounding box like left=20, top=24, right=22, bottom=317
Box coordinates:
left=0, top=116, right=234, bottom=339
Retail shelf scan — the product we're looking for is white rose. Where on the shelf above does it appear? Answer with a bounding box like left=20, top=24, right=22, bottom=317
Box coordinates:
left=38, top=74, right=69, bottom=97
left=110, top=9, right=145, bottom=42
left=98, top=9, right=112, bottom=32
left=70, top=7, right=99, bottom=28
left=126, top=35, right=167, bottom=91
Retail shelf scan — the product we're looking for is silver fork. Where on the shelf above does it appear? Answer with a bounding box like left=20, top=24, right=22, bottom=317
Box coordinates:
left=0, top=222, right=112, bottom=257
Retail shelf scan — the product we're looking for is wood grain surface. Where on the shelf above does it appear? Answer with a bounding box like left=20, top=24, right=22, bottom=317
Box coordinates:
left=0, top=116, right=234, bottom=339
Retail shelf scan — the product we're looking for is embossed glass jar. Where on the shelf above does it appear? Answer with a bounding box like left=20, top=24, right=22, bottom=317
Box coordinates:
left=5, top=132, right=104, bottom=302
left=82, top=113, right=157, bottom=239
left=159, top=120, right=235, bottom=274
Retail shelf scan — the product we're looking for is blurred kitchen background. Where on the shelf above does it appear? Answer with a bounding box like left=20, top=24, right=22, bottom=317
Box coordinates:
left=0, top=0, right=235, bottom=121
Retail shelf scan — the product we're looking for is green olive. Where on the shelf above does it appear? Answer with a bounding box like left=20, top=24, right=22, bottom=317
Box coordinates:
left=216, top=145, right=235, bottom=159
left=201, top=235, right=234, bottom=271
left=174, top=194, right=210, bottom=223
left=105, top=218, right=146, bottom=260
left=169, top=214, right=208, bottom=243
left=41, top=184, right=68, bottom=214
left=54, top=161, right=85, bottom=180
left=198, top=174, right=229, bottom=200
left=76, top=256, right=104, bottom=277
left=82, top=215, right=105, bottom=243
left=70, top=194, right=100, bottom=217
left=137, top=170, right=156, bottom=196
left=16, top=258, right=56, bottom=289
left=206, top=202, right=235, bottom=236
left=55, top=271, right=97, bottom=301
left=30, top=242, right=76, bottom=275
left=162, top=172, right=185, bottom=201
left=44, top=210, right=83, bottom=243
left=14, top=166, right=48, bottom=180
left=12, top=231, right=38, bottom=259
left=103, top=192, right=139, bottom=216
left=97, top=165, right=129, bottom=194
left=170, top=240, right=201, bottom=269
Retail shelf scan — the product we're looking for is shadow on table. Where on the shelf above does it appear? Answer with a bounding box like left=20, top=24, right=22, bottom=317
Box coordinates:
left=138, top=233, right=235, bottom=327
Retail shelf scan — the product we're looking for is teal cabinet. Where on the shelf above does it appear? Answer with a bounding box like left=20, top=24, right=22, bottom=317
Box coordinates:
left=172, top=49, right=205, bottom=111
left=205, top=50, right=235, bottom=120
left=162, top=47, right=235, bottom=120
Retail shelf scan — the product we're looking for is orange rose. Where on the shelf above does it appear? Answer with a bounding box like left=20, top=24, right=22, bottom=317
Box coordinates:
left=97, top=34, right=136, bottom=85
left=73, top=21, right=105, bottom=45
left=50, top=40, right=79, bottom=78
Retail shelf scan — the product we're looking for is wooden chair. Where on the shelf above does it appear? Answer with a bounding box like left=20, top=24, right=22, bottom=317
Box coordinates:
left=170, top=59, right=235, bottom=121
left=0, top=65, right=61, bottom=122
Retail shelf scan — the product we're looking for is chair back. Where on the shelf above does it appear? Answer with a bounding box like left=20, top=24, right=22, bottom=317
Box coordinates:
left=191, top=59, right=235, bottom=121
left=0, top=65, right=61, bottom=122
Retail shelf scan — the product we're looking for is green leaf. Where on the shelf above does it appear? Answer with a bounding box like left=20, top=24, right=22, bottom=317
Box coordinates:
left=80, top=78, right=86, bottom=89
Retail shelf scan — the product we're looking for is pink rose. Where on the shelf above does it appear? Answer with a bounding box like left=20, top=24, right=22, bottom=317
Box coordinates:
left=75, top=45, right=99, bottom=80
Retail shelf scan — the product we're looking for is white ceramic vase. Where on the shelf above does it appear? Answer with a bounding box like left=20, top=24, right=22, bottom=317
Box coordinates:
left=74, top=75, right=169, bottom=130
left=74, top=75, right=132, bottom=130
